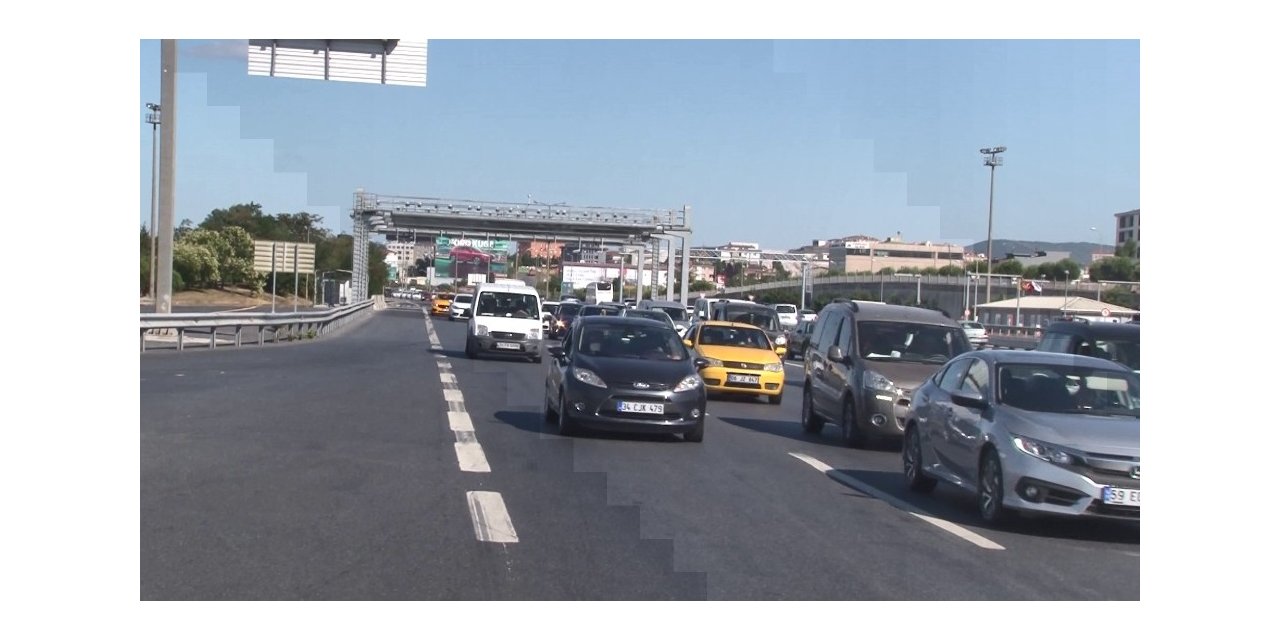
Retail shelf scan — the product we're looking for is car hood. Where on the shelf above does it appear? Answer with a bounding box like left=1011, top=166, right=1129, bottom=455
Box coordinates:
left=697, top=344, right=780, bottom=365
left=861, top=360, right=945, bottom=391
left=999, top=408, right=1140, bottom=456
left=575, top=354, right=695, bottom=386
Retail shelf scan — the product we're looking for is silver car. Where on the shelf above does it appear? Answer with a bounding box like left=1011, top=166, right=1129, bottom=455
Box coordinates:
left=960, top=321, right=989, bottom=348
left=902, top=350, right=1139, bottom=524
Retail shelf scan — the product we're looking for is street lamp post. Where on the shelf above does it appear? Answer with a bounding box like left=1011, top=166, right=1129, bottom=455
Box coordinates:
left=980, top=146, right=1006, bottom=305
left=145, top=103, right=161, bottom=300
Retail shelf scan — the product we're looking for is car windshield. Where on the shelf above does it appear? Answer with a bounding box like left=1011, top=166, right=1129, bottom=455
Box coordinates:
left=576, top=324, right=687, bottom=361
left=775, top=305, right=797, bottom=314
left=998, top=363, right=1140, bottom=417
left=657, top=307, right=688, bottom=322
left=856, top=321, right=968, bottom=364
left=474, top=291, right=539, bottom=318
left=454, top=294, right=473, bottom=304
left=962, top=322, right=984, bottom=330
left=542, top=303, right=559, bottom=313
left=698, top=325, right=772, bottom=350
left=436, top=294, right=454, bottom=301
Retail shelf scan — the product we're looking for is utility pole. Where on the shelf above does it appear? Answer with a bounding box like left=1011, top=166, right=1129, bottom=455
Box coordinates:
left=155, top=40, right=178, bottom=314
left=980, top=146, right=1006, bottom=305
left=145, top=103, right=161, bottom=300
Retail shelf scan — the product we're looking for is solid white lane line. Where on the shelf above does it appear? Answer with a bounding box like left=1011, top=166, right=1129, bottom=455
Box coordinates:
left=447, top=411, right=474, bottom=432
left=443, top=389, right=465, bottom=403
left=466, top=491, right=519, bottom=543
left=455, top=441, right=491, bottom=472
left=788, top=452, right=1005, bottom=551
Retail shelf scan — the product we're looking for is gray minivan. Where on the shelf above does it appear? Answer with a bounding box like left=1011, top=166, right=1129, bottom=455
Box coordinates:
left=802, top=301, right=970, bottom=448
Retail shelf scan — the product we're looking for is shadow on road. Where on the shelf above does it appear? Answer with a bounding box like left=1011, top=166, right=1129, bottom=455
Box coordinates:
left=493, top=410, right=683, bottom=443
left=717, top=416, right=902, bottom=452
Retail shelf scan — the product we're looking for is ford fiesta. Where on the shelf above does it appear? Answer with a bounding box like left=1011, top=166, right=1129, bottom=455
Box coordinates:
left=545, top=316, right=708, bottom=442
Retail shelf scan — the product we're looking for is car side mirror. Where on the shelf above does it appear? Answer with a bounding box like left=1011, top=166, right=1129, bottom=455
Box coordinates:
left=951, top=391, right=989, bottom=410
left=694, top=357, right=711, bottom=370
left=827, top=345, right=849, bottom=364
left=547, top=346, right=566, bottom=361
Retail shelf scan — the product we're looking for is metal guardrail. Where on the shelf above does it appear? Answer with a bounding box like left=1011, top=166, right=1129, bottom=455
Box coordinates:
left=140, top=299, right=376, bottom=353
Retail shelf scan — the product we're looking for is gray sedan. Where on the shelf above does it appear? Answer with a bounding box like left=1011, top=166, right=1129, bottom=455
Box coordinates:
left=902, top=350, right=1139, bottom=524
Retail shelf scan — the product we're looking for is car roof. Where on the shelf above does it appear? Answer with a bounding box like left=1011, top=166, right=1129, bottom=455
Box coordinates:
left=697, top=320, right=768, bottom=332
left=1043, top=320, right=1140, bottom=338
left=965, top=349, right=1135, bottom=372
left=576, top=315, right=671, bottom=327
left=638, top=300, right=685, bottom=309
left=826, top=301, right=958, bottom=326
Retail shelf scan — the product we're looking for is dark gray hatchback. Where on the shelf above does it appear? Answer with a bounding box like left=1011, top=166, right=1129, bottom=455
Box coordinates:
left=545, top=316, right=709, bottom=442
left=802, top=301, right=970, bottom=448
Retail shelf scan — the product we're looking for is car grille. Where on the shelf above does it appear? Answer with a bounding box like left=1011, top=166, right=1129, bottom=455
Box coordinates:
left=492, top=331, right=525, bottom=340
left=1067, top=452, right=1140, bottom=489
left=610, top=382, right=671, bottom=391
left=725, top=362, right=765, bottom=370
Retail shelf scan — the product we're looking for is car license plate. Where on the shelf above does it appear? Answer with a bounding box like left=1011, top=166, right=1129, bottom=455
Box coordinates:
left=617, top=401, right=664, bottom=414
left=496, top=342, right=520, bottom=350
left=1102, top=487, right=1140, bottom=506
left=727, top=374, right=760, bottom=384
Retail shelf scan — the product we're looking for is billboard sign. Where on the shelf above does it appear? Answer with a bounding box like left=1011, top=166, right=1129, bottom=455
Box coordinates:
left=253, top=241, right=315, bottom=274
left=434, top=237, right=512, bottom=280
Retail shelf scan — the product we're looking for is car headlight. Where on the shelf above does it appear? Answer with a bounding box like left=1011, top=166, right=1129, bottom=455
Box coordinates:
left=475, top=324, right=489, bottom=336
left=556, top=320, right=565, bottom=327
left=528, top=327, right=540, bottom=339
left=701, top=356, right=724, bottom=368
left=774, top=335, right=787, bottom=346
left=863, top=370, right=895, bottom=391
left=673, top=374, right=702, bottom=392
left=572, top=367, right=608, bottom=388
left=764, top=363, right=783, bottom=373
left=1012, top=435, right=1079, bottom=466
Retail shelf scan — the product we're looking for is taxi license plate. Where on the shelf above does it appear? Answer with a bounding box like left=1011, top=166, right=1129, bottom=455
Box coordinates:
left=496, top=342, right=521, bottom=350
left=728, top=374, right=760, bottom=384
left=1102, top=487, right=1140, bottom=506
left=617, top=401, right=664, bottom=414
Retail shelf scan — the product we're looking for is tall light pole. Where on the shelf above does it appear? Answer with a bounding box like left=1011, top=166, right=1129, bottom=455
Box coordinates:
left=980, top=146, right=1006, bottom=305
left=145, top=103, right=161, bottom=300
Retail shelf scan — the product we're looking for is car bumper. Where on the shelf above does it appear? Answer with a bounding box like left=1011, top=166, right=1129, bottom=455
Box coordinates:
left=857, top=389, right=912, bottom=438
left=562, top=378, right=707, bottom=433
left=450, top=308, right=470, bottom=319
left=700, top=366, right=784, bottom=396
left=473, top=335, right=541, bottom=355
left=998, top=449, right=1141, bottom=520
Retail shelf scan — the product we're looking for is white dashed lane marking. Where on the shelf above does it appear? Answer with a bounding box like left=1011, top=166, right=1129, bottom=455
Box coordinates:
left=466, top=491, right=519, bottom=543
left=425, top=317, right=519, bottom=544
left=788, top=452, right=1005, bottom=551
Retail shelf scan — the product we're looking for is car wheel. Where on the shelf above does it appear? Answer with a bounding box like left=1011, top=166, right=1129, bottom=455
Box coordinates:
left=840, top=397, right=867, bottom=449
left=556, top=392, right=577, bottom=437
left=904, top=426, right=937, bottom=493
left=801, top=385, right=824, bottom=434
left=768, top=391, right=783, bottom=405
left=465, top=336, right=477, bottom=359
left=979, top=450, right=1009, bottom=524
left=684, top=418, right=704, bottom=443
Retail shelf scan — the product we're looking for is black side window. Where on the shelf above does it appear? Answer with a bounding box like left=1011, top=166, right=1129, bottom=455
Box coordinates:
left=836, top=317, right=851, bottom=355
left=939, top=359, right=971, bottom=392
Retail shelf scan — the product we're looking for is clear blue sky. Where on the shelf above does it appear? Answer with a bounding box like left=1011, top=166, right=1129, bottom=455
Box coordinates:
left=139, top=39, right=1138, bottom=250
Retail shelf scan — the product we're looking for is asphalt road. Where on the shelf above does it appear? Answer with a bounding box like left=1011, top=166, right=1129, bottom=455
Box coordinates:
left=141, top=305, right=1139, bottom=600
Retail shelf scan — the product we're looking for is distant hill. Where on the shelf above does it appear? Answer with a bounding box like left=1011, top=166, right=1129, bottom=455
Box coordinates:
left=965, top=240, right=1112, bottom=266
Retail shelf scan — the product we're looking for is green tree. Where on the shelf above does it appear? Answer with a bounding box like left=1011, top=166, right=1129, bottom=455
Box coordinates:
left=1089, top=256, right=1139, bottom=283
left=173, top=242, right=219, bottom=289
left=993, top=259, right=1025, bottom=275
left=1116, top=240, right=1139, bottom=259
left=936, top=265, right=964, bottom=277
left=1102, top=286, right=1140, bottom=310
left=877, top=266, right=896, bottom=275
left=689, top=279, right=717, bottom=292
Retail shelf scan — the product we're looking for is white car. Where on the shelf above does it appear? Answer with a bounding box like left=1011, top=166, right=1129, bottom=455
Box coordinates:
left=772, top=304, right=799, bottom=329
left=449, top=293, right=474, bottom=321
left=799, top=308, right=818, bottom=323
left=961, top=321, right=989, bottom=347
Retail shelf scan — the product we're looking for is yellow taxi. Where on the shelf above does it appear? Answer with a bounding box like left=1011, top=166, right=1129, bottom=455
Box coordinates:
left=684, top=321, right=785, bottom=404
left=431, top=293, right=454, bottom=316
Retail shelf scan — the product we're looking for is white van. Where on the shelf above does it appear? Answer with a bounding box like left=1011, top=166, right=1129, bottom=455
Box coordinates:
left=465, top=282, right=544, bottom=363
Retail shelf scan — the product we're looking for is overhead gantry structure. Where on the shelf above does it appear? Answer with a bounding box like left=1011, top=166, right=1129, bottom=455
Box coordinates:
left=350, top=190, right=695, bottom=306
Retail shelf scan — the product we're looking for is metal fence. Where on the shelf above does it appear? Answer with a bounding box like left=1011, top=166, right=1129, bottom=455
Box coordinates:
left=140, top=299, right=375, bottom=352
